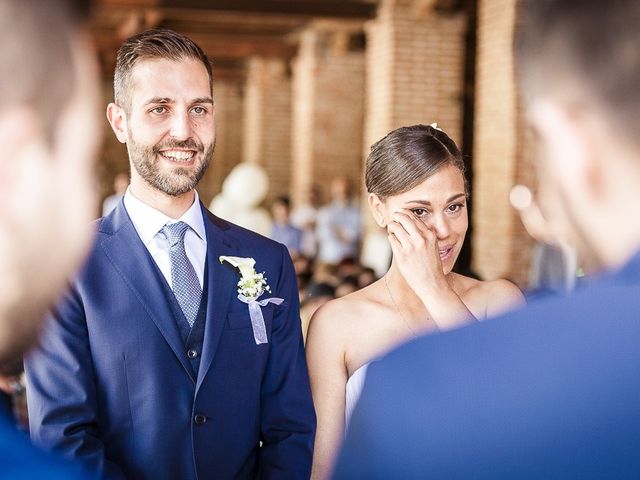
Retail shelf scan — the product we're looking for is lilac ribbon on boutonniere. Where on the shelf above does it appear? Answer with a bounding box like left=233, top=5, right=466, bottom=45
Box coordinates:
left=220, top=255, right=284, bottom=345
left=237, top=295, right=284, bottom=344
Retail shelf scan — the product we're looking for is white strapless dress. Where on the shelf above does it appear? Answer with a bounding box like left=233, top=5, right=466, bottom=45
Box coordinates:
left=345, top=363, right=370, bottom=428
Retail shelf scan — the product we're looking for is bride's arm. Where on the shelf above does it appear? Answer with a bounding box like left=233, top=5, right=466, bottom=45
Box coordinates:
left=305, top=301, right=349, bottom=480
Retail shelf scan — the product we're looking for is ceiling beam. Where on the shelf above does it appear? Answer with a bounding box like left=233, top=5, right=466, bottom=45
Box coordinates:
left=99, top=0, right=159, bottom=6
left=93, top=30, right=297, bottom=61
left=189, top=34, right=298, bottom=60
left=158, top=0, right=378, bottom=19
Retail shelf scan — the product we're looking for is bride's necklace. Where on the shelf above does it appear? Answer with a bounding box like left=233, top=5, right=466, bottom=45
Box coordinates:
left=383, top=274, right=419, bottom=338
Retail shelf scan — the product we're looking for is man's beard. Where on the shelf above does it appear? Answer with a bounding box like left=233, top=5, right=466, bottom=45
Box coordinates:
left=128, top=136, right=214, bottom=196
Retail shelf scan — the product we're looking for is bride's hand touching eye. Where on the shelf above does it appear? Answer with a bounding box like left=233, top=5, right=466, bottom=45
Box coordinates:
left=386, top=208, right=449, bottom=295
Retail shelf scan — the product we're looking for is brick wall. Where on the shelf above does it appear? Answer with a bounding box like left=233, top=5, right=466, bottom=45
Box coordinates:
left=362, top=0, right=467, bottom=236
left=364, top=0, right=466, bottom=154
left=472, top=0, right=534, bottom=286
left=242, top=57, right=292, bottom=205
left=291, top=26, right=366, bottom=206
left=291, top=29, right=316, bottom=207
left=198, top=78, right=245, bottom=206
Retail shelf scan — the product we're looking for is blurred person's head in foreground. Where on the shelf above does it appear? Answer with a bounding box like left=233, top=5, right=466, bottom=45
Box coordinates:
left=515, top=0, right=640, bottom=272
left=0, top=0, right=101, bottom=372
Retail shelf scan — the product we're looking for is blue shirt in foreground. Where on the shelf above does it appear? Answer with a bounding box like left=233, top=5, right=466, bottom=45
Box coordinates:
left=0, top=406, right=93, bottom=480
left=335, top=250, right=640, bottom=479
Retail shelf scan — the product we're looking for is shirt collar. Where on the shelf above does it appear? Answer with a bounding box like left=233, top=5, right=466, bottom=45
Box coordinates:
left=123, top=187, right=206, bottom=246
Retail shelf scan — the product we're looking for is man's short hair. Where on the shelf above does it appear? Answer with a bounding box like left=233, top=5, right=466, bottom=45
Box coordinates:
left=113, top=28, right=213, bottom=112
left=0, top=0, right=89, bottom=142
left=516, top=0, right=640, bottom=144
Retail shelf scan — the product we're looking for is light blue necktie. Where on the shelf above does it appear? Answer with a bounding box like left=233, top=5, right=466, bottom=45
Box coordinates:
left=162, top=222, right=202, bottom=328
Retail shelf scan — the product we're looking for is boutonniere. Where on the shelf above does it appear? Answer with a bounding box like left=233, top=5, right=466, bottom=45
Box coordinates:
left=219, top=256, right=284, bottom=345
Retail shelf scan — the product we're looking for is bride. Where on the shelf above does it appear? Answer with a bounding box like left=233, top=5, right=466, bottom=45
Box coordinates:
left=305, top=124, right=525, bottom=479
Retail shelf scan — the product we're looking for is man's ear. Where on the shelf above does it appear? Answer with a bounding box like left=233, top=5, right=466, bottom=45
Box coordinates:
left=367, top=193, right=386, bottom=227
left=529, top=100, right=598, bottom=198
left=0, top=107, right=40, bottom=160
left=106, top=102, right=128, bottom=144
left=0, top=107, right=47, bottom=216
left=0, top=107, right=42, bottom=184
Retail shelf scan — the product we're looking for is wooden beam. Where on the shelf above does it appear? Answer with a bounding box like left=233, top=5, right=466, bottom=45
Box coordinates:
left=412, top=0, right=465, bottom=16
left=157, top=8, right=305, bottom=28
left=99, top=0, right=159, bottom=6
left=92, top=29, right=297, bottom=61
left=413, top=0, right=437, bottom=16
left=158, top=0, right=378, bottom=19
left=95, top=41, right=250, bottom=81
left=213, top=66, right=247, bottom=82
left=189, top=33, right=298, bottom=60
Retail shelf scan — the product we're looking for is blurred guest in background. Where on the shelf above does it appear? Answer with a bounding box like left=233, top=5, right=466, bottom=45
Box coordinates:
left=0, top=0, right=101, bottom=477
left=509, top=184, right=580, bottom=299
left=336, top=1, right=640, bottom=477
left=528, top=242, right=578, bottom=297
left=334, top=276, right=359, bottom=298
left=357, top=267, right=377, bottom=289
left=315, top=177, right=361, bottom=265
left=101, top=172, right=129, bottom=216
left=209, top=162, right=272, bottom=236
left=270, top=196, right=303, bottom=256
left=300, top=282, right=335, bottom=343
left=291, top=183, right=323, bottom=259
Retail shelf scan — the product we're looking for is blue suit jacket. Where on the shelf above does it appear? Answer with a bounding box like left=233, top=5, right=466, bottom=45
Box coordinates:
left=336, top=252, right=640, bottom=479
left=25, top=202, right=315, bottom=479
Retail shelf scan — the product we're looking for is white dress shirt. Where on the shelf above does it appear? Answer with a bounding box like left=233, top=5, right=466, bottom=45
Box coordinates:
left=123, top=188, right=207, bottom=289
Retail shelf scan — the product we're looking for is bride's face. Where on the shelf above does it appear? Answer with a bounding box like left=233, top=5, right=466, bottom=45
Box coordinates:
left=372, top=164, right=468, bottom=274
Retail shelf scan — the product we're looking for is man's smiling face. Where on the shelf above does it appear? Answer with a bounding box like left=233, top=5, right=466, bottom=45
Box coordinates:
left=123, top=56, right=215, bottom=197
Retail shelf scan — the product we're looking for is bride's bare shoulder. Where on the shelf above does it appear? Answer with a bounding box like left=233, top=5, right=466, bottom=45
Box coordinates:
left=453, top=273, right=525, bottom=318
left=308, top=282, right=384, bottom=334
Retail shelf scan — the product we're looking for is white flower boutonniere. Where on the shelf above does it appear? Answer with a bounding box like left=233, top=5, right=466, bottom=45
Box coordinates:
left=220, top=256, right=284, bottom=345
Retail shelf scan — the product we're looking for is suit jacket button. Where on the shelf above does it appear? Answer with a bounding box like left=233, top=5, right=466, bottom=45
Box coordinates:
left=194, top=414, right=207, bottom=425
left=187, top=349, right=198, bottom=359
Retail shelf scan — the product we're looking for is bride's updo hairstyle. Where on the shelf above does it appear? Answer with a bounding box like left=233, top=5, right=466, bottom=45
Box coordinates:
left=365, top=124, right=467, bottom=200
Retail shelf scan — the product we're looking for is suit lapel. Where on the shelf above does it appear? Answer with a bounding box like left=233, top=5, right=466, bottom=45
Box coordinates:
left=100, top=203, right=195, bottom=382
left=196, top=206, right=237, bottom=390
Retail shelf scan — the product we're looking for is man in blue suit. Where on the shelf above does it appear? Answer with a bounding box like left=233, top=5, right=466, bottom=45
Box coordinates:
left=25, top=29, right=315, bottom=479
left=335, top=0, right=640, bottom=478
left=1, top=0, right=102, bottom=478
